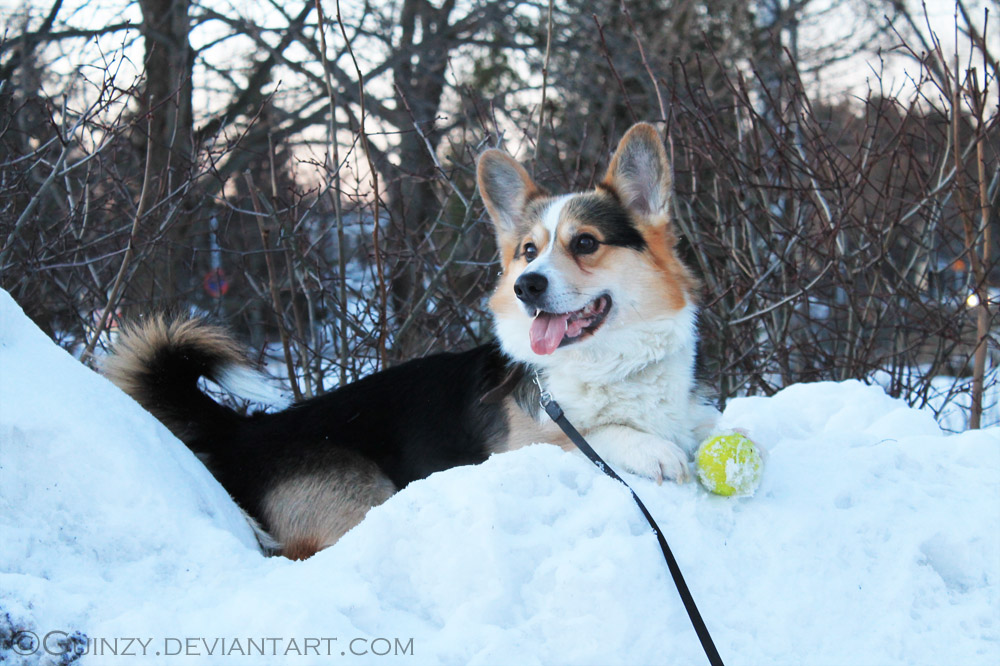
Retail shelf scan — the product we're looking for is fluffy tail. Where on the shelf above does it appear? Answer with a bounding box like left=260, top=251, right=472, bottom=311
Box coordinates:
left=103, top=316, right=263, bottom=454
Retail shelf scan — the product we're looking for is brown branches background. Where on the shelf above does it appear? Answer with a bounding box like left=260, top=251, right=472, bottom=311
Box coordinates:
left=0, top=0, right=996, bottom=428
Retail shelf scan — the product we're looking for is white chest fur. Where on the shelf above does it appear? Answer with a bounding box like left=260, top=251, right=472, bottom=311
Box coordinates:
left=537, top=305, right=703, bottom=453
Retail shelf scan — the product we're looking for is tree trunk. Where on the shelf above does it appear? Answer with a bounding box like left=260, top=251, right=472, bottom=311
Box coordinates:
left=131, top=0, right=194, bottom=307
left=384, top=0, right=456, bottom=360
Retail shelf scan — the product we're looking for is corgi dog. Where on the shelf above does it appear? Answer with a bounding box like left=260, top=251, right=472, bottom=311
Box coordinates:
left=104, top=123, right=716, bottom=560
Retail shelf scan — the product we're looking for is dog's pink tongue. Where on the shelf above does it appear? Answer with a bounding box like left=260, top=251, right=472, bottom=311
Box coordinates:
left=530, top=313, right=569, bottom=355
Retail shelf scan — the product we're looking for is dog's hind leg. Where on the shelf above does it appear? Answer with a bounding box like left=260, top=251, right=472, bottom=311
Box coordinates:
left=261, top=449, right=396, bottom=560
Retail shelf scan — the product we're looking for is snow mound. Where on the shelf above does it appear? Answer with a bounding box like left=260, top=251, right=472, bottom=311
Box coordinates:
left=1, top=289, right=998, bottom=665
left=0, top=292, right=267, bottom=661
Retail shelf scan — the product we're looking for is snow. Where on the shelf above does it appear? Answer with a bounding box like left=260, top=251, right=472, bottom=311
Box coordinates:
left=2, top=287, right=998, bottom=665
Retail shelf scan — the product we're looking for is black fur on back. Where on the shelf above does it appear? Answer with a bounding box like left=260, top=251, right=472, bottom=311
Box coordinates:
left=217, top=343, right=515, bottom=508
left=106, top=317, right=523, bottom=530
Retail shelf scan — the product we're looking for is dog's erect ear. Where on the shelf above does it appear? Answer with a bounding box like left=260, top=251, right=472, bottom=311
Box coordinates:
left=602, top=123, right=672, bottom=222
left=477, top=149, right=545, bottom=239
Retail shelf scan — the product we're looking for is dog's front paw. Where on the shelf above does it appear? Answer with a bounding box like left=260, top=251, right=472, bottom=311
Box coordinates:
left=586, top=427, right=691, bottom=484
left=623, top=437, right=691, bottom=484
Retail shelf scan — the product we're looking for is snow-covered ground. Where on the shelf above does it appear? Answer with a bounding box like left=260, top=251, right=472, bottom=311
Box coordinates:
left=868, top=366, right=1000, bottom=433
left=2, top=288, right=998, bottom=665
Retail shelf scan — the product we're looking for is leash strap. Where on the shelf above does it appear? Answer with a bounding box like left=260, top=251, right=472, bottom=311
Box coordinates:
left=540, top=396, right=725, bottom=666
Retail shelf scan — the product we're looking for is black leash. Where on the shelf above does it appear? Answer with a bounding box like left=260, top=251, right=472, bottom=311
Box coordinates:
left=535, top=379, right=725, bottom=666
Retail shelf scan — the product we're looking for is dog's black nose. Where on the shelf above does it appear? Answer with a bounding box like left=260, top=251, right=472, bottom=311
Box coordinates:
left=514, top=272, right=548, bottom=305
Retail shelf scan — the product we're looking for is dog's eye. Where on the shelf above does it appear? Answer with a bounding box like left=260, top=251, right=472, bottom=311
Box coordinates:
left=522, top=242, right=538, bottom=262
left=572, top=234, right=599, bottom=255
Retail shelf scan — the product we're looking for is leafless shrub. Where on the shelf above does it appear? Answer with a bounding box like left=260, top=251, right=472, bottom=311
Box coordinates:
left=666, top=51, right=997, bottom=426
left=0, top=0, right=995, bottom=428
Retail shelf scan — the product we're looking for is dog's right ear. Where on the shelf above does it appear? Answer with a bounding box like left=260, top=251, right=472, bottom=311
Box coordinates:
left=477, top=149, right=546, bottom=241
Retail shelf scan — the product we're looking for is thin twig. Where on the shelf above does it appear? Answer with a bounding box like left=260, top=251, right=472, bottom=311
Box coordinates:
left=337, top=0, right=387, bottom=369
left=79, top=104, right=157, bottom=364
left=592, top=14, right=638, bottom=123
left=620, top=0, right=666, bottom=121
left=313, top=0, right=351, bottom=386
left=244, top=171, right=302, bottom=401
left=532, top=0, right=554, bottom=173
left=969, top=68, right=992, bottom=429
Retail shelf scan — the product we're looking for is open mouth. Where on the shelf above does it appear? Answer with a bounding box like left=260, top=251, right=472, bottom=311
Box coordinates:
left=528, top=294, right=613, bottom=356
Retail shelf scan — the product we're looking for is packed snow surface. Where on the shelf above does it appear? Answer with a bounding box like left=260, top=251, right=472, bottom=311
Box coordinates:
left=1, top=289, right=998, bottom=665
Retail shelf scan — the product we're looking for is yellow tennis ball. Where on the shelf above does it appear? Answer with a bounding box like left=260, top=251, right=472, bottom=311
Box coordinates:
left=695, top=432, right=763, bottom=497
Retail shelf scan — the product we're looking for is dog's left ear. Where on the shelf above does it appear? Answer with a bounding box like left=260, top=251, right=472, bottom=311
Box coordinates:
left=602, top=123, right=672, bottom=222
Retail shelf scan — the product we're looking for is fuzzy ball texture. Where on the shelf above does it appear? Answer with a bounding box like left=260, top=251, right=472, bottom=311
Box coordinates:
left=695, top=432, right=764, bottom=496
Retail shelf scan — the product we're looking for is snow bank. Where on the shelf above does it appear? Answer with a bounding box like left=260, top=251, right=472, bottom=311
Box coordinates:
left=1, top=289, right=998, bottom=665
